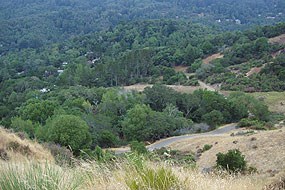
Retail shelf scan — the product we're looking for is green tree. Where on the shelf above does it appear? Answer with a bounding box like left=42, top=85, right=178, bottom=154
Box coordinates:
left=19, top=99, right=58, bottom=124
left=121, top=104, right=153, bottom=141
left=144, top=84, right=178, bottom=111
left=189, top=59, right=203, bottom=72
left=184, top=44, right=202, bottom=65
left=46, top=115, right=91, bottom=155
left=202, top=110, right=224, bottom=128
left=228, top=92, right=270, bottom=121
left=11, top=117, right=38, bottom=138
left=97, top=130, right=119, bottom=148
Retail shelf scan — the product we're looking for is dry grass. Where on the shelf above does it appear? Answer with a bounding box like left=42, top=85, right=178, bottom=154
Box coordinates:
left=0, top=127, right=274, bottom=190
left=269, top=34, right=285, bottom=45
left=123, top=84, right=201, bottom=94
left=170, top=129, right=285, bottom=179
left=174, top=169, right=265, bottom=190
left=0, top=127, right=54, bottom=163
left=0, top=159, right=267, bottom=190
left=250, top=92, right=285, bottom=115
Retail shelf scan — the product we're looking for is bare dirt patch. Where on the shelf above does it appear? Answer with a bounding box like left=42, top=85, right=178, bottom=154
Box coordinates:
left=174, top=65, right=188, bottom=73
left=203, top=53, right=224, bottom=64
left=269, top=34, right=285, bottom=45
left=246, top=66, right=264, bottom=77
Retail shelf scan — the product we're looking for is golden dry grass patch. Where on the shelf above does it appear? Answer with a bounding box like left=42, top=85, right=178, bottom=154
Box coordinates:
left=0, top=127, right=54, bottom=163
left=269, top=34, right=285, bottom=45
left=170, top=129, right=285, bottom=178
left=174, top=169, right=266, bottom=190
left=0, top=159, right=267, bottom=190
left=250, top=92, right=285, bottom=115
left=123, top=84, right=201, bottom=94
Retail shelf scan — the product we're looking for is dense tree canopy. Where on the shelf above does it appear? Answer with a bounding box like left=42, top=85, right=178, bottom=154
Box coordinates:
left=45, top=115, right=92, bottom=155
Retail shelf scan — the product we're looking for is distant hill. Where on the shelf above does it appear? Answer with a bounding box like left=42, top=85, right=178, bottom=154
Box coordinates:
left=1, top=0, right=285, bottom=52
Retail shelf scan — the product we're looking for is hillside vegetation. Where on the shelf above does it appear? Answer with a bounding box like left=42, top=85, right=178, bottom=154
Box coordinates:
left=1, top=0, right=285, bottom=52
left=0, top=23, right=284, bottom=163
left=0, top=128, right=270, bottom=190
left=2, top=127, right=285, bottom=189
left=1, top=2, right=285, bottom=189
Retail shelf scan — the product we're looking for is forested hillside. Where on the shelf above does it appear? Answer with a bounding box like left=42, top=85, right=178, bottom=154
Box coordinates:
left=0, top=0, right=285, bottom=161
left=1, top=0, right=285, bottom=52
left=1, top=20, right=284, bottom=151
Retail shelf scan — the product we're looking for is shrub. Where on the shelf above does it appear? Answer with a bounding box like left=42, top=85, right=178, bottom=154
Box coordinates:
left=79, top=146, right=115, bottom=162
left=130, top=141, right=148, bottom=154
left=151, top=148, right=196, bottom=167
left=202, top=144, right=213, bottom=152
left=127, top=167, right=180, bottom=190
left=43, top=143, right=74, bottom=166
left=97, top=130, right=118, bottom=148
left=46, top=115, right=91, bottom=155
left=238, top=118, right=266, bottom=130
left=216, top=149, right=247, bottom=173
left=10, top=117, right=38, bottom=138
left=238, top=118, right=256, bottom=128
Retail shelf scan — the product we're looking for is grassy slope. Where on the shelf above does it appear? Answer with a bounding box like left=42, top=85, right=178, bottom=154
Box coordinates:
left=0, top=127, right=268, bottom=190
left=0, top=127, right=54, bottom=163
left=269, top=34, right=285, bottom=45
left=170, top=128, right=285, bottom=180
left=251, top=92, right=285, bottom=115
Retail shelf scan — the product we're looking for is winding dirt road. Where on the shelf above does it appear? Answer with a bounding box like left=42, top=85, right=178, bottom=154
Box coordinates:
left=112, top=123, right=237, bottom=154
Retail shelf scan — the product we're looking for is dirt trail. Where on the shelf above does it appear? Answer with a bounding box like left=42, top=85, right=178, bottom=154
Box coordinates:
left=198, top=80, right=216, bottom=92
left=203, top=53, right=224, bottom=64
left=245, top=64, right=268, bottom=77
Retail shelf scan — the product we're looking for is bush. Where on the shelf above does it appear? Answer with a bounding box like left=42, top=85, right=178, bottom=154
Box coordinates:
left=43, top=143, right=74, bottom=166
left=7, top=141, right=31, bottom=155
left=97, top=130, right=118, bottom=148
left=238, top=118, right=256, bottom=128
left=202, top=110, right=224, bottom=128
left=79, top=146, right=115, bottom=162
left=202, top=144, right=213, bottom=152
left=151, top=148, right=196, bottom=167
left=216, top=149, right=247, bottom=173
left=238, top=118, right=266, bottom=130
left=125, top=155, right=180, bottom=190
left=46, top=115, right=91, bottom=155
left=130, top=141, right=148, bottom=154
left=10, top=117, right=38, bottom=138
left=0, top=148, right=9, bottom=161
left=127, top=166, right=180, bottom=190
